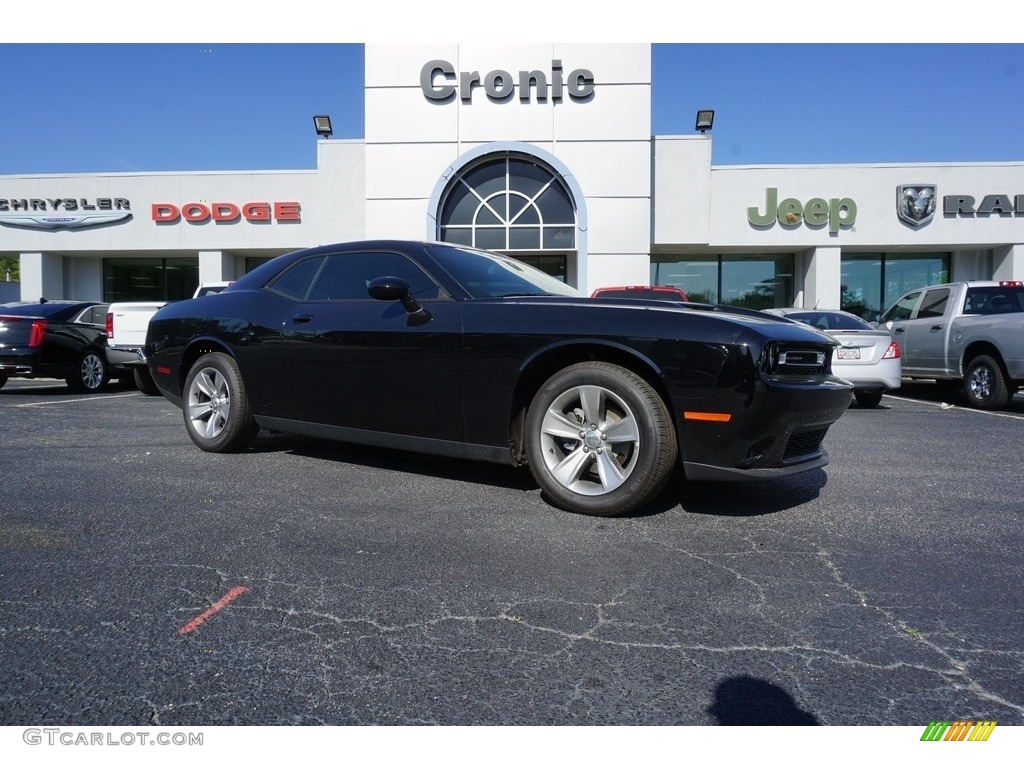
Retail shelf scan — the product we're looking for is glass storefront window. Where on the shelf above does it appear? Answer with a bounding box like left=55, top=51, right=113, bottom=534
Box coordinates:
left=102, top=258, right=198, bottom=302
left=650, top=253, right=794, bottom=308
left=841, top=252, right=950, bottom=320
left=721, top=254, right=794, bottom=310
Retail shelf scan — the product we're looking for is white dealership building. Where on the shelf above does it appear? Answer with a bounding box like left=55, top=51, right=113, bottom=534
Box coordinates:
left=1, top=43, right=1022, bottom=319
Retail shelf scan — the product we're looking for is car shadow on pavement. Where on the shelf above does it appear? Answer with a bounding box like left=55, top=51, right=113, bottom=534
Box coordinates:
left=249, top=431, right=830, bottom=517
left=0, top=377, right=137, bottom=396
left=707, top=675, right=820, bottom=725
left=252, top=431, right=540, bottom=492
left=663, top=468, right=828, bottom=519
left=888, top=380, right=1024, bottom=414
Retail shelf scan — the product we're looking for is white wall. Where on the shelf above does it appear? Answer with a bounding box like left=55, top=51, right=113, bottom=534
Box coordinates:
left=364, top=43, right=652, bottom=293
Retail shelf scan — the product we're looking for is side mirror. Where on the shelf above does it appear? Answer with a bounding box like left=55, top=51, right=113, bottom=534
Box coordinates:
left=367, top=276, right=430, bottom=322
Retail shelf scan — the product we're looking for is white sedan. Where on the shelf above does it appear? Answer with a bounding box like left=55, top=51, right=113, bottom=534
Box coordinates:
left=765, top=308, right=901, bottom=408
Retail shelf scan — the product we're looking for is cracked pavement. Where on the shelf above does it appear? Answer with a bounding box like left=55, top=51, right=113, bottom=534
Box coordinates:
left=1, top=380, right=1021, bottom=725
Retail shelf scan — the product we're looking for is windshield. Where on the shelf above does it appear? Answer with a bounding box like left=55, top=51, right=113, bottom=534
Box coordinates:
left=425, top=244, right=580, bottom=299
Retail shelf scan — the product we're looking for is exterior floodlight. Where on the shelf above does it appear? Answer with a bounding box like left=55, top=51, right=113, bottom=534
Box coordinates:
left=695, top=109, right=714, bottom=134
left=313, top=115, right=333, bottom=139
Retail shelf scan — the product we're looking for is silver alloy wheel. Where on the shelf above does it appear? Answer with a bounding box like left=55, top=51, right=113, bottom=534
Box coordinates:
left=187, top=366, right=231, bottom=439
left=968, top=365, right=992, bottom=400
left=538, top=383, right=641, bottom=496
left=80, top=353, right=105, bottom=390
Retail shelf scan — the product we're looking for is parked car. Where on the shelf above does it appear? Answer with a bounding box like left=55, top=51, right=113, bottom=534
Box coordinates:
left=592, top=285, right=690, bottom=301
left=764, top=308, right=901, bottom=408
left=878, top=280, right=1023, bottom=409
left=0, top=300, right=124, bottom=392
left=145, top=240, right=852, bottom=517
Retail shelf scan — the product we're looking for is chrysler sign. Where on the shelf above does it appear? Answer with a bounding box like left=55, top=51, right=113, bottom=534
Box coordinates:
left=0, top=197, right=132, bottom=230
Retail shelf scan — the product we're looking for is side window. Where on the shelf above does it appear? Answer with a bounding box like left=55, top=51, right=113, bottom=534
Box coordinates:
left=75, top=306, right=107, bottom=325
left=306, top=251, right=444, bottom=302
left=881, top=291, right=921, bottom=322
left=916, top=288, right=950, bottom=320
left=266, top=256, right=326, bottom=300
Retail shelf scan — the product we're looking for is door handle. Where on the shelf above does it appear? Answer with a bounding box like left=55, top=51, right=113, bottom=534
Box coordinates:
left=930, top=324, right=943, bottom=331
left=292, top=314, right=313, bottom=324
left=894, top=327, right=905, bottom=334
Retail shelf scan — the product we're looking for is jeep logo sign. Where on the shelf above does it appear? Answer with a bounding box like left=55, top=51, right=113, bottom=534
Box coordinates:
left=421, top=59, right=594, bottom=103
left=747, top=187, right=857, bottom=234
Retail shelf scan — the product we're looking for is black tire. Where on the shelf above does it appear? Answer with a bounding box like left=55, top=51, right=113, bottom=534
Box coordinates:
left=962, top=354, right=1010, bottom=410
left=182, top=352, right=258, bottom=452
left=524, top=362, right=677, bottom=517
left=133, top=366, right=160, bottom=396
left=66, top=349, right=109, bottom=393
left=0, top=374, right=7, bottom=389
left=854, top=390, right=884, bottom=408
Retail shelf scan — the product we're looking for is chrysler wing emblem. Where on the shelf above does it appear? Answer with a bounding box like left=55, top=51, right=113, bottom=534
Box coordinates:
left=897, top=184, right=937, bottom=227
left=0, top=212, right=133, bottom=230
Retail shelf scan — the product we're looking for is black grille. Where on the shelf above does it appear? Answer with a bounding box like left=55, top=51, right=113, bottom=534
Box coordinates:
left=783, top=428, right=828, bottom=462
left=761, top=343, right=831, bottom=376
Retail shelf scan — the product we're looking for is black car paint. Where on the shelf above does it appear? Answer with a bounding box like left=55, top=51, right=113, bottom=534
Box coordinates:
left=146, top=240, right=852, bottom=481
left=0, top=301, right=119, bottom=387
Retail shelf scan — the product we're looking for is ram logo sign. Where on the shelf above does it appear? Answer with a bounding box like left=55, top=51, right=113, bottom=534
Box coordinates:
left=898, top=184, right=937, bottom=227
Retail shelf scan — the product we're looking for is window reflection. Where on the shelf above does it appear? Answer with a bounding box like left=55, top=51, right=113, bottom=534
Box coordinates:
left=103, top=258, right=198, bottom=302
left=650, top=253, right=794, bottom=308
left=841, top=252, right=950, bottom=320
left=438, top=154, right=576, bottom=252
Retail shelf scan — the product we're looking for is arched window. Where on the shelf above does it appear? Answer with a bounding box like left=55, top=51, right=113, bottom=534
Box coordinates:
left=438, top=154, right=576, bottom=253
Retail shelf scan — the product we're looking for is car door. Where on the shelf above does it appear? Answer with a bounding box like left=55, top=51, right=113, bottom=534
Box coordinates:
left=881, top=289, right=923, bottom=372
left=284, top=248, right=465, bottom=441
left=901, top=287, right=952, bottom=373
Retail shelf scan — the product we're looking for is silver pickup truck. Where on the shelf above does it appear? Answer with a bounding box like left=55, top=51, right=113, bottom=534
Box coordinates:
left=879, top=280, right=1024, bottom=409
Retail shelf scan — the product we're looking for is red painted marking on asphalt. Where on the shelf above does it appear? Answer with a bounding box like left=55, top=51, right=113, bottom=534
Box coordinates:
left=178, top=586, right=249, bottom=636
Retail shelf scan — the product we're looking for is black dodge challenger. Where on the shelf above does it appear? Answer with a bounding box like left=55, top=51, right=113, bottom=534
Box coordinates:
left=145, top=240, right=853, bottom=516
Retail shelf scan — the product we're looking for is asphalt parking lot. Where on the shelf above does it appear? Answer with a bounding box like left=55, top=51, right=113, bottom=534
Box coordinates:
left=0, top=377, right=1021, bottom=726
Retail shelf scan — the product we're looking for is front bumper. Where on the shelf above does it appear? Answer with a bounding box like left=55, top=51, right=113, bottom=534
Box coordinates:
left=675, top=376, right=853, bottom=480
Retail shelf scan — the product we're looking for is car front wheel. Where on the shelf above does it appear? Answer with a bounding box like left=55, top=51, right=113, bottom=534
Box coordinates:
left=66, top=350, right=109, bottom=393
left=525, top=362, right=677, bottom=517
left=963, top=354, right=1010, bottom=410
left=182, top=352, right=258, bottom=452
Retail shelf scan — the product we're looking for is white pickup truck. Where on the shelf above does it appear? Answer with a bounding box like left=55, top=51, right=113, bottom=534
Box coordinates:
left=879, top=280, right=1024, bottom=409
left=105, top=282, right=231, bottom=394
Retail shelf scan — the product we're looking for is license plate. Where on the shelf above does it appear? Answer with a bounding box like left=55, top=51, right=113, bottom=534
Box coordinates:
left=837, top=348, right=861, bottom=360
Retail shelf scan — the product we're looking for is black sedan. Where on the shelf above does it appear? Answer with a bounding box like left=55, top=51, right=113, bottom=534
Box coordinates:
left=145, top=240, right=853, bottom=517
left=0, top=300, right=119, bottom=392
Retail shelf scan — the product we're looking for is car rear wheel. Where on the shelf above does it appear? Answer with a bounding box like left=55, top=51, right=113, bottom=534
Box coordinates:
left=133, top=366, right=160, bottom=396
left=854, top=390, right=884, bottom=408
left=183, top=352, right=258, bottom=452
left=66, top=350, right=109, bottom=393
left=0, top=374, right=7, bottom=389
left=525, top=362, right=677, bottom=517
left=963, top=354, right=1010, bottom=410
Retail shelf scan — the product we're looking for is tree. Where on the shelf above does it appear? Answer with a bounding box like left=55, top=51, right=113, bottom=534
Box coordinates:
left=0, top=257, right=19, bottom=283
